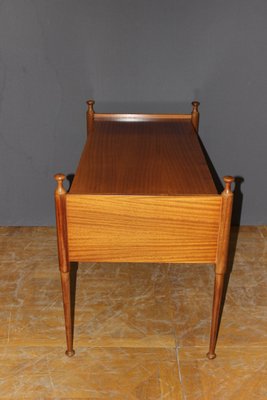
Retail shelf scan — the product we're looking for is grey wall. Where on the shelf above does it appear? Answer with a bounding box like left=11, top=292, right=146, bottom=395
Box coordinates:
left=0, top=0, right=266, bottom=225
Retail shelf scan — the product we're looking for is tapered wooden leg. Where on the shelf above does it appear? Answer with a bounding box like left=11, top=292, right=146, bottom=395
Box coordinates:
left=207, top=176, right=234, bottom=359
left=54, top=174, right=75, bottom=357
left=60, top=271, right=75, bottom=357
left=207, top=273, right=225, bottom=359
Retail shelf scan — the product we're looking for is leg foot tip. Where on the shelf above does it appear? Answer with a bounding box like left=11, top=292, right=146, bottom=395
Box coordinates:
left=65, top=349, right=75, bottom=357
left=207, top=352, right=216, bottom=360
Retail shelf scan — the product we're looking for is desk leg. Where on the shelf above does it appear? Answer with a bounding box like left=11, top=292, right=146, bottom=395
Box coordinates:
left=60, top=270, right=75, bottom=357
left=207, top=176, right=234, bottom=359
left=207, top=273, right=225, bottom=359
left=54, top=174, right=75, bottom=357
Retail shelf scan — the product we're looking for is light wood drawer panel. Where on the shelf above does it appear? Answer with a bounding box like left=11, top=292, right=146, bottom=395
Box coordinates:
left=66, top=195, right=221, bottom=263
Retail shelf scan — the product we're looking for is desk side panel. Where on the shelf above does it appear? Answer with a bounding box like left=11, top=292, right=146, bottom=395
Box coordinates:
left=66, top=195, right=222, bottom=263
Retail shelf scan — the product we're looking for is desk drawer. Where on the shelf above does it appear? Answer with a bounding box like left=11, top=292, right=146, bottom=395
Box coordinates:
left=66, top=195, right=221, bottom=263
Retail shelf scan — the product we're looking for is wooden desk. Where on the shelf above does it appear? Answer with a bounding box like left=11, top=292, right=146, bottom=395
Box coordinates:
left=54, top=101, right=234, bottom=359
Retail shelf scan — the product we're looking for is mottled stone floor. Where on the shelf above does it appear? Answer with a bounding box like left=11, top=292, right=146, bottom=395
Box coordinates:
left=0, top=226, right=266, bottom=399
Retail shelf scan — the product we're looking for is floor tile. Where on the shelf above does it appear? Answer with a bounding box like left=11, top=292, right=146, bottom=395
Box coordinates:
left=178, top=346, right=267, bottom=400
left=0, top=226, right=266, bottom=399
left=0, top=346, right=183, bottom=399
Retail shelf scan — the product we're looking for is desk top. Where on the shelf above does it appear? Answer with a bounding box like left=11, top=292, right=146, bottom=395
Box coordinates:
left=70, top=119, right=217, bottom=195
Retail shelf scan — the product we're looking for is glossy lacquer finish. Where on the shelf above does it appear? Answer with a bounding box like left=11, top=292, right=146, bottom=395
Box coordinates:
left=54, top=100, right=234, bottom=361
left=70, top=119, right=217, bottom=195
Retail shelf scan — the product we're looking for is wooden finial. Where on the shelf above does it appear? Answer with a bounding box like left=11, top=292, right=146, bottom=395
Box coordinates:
left=54, top=173, right=66, bottom=195
left=191, top=101, right=200, bottom=133
left=192, top=101, right=200, bottom=112
left=87, top=99, right=95, bottom=114
left=86, top=100, right=95, bottom=136
left=223, top=176, right=234, bottom=194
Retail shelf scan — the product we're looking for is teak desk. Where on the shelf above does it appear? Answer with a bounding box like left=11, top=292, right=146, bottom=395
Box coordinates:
left=54, top=100, right=234, bottom=359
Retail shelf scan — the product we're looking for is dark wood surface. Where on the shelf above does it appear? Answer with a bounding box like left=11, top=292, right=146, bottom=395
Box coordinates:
left=70, top=119, right=217, bottom=195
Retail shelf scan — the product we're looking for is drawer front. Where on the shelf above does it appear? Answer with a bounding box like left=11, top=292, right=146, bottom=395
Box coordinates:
left=66, top=195, right=221, bottom=263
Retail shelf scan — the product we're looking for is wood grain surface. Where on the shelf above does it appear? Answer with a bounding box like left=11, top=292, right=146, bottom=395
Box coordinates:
left=94, top=113, right=192, bottom=122
left=70, top=119, right=217, bottom=196
left=66, top=195, right=222, bottom=263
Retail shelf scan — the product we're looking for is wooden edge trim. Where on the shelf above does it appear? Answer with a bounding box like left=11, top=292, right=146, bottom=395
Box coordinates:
left=94, top=113, right=192, bottom=122
left=67, top=193, right=221, bottom=198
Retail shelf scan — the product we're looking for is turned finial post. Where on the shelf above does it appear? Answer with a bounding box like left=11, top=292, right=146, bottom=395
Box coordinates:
left=207, top=174, right=235, bottom=360
left=54, top=173, right=68, bottom=272
left=54, top=173, right=75, bottom=357
left=191, top=101, right=200, bottom=133
left=87, top=99, right=95, bottom=114
left=223, top=176, right=235, bottom=195
left=87, top=99, right=95, bottom=136
left=54, top=173, right=66, bottom=195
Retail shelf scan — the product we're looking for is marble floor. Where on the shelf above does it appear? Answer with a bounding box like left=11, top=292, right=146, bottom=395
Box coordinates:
left=0, top=226, right=266, bottom=399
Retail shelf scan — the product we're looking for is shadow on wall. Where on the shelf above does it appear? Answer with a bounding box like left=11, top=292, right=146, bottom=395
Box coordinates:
left=228, top=176, right=244, bottom=274
left=199, top=137, right=244, bottom=225
left=199, top=136, right=244, bottom=275
left=67, top=174, right=75, bottom=192
left=231, top=176, right=244, bottom=227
